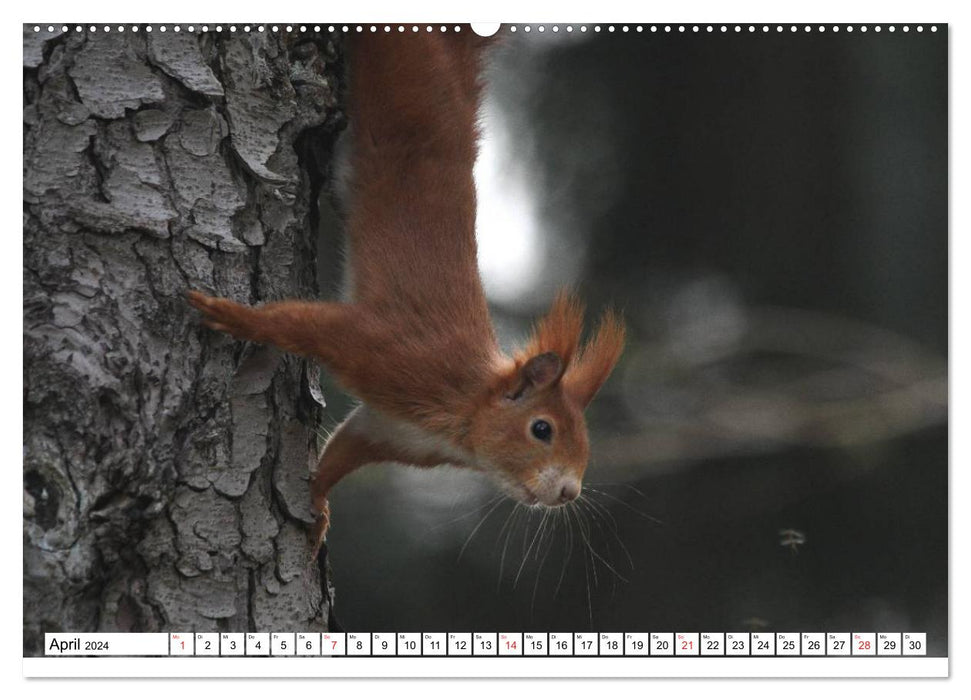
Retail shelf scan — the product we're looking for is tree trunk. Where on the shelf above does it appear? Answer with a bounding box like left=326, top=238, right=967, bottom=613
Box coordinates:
left=23, top=25, right=343, bottom=655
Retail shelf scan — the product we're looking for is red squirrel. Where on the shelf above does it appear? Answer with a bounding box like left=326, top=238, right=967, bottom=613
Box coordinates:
left=188, top=29, right=625, bottom=554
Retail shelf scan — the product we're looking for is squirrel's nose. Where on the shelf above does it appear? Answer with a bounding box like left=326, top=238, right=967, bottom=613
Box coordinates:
left=559, top=480, right=581, bottom=503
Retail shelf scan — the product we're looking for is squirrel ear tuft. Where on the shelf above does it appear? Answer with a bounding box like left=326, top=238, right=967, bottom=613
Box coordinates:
left=565, top=309, right=626, bottom=407
left=505, top=352, right=563, bottom=401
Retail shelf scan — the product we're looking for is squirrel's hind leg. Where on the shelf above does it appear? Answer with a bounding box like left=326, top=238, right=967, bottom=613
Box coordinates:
left=187, top=291, right=353, bottom=362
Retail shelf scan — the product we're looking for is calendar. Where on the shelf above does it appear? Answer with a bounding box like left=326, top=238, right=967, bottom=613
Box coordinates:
left=22, top=14, right=949, bottom=684
left=44, top=631, right=928, bottom=657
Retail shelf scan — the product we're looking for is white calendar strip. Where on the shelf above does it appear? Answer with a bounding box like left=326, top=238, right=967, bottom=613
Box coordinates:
left=44, top=632, right=928, bottom=657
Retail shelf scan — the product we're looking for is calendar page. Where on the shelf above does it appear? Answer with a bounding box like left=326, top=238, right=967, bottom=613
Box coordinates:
left=22, top=15, right=948, bottom=679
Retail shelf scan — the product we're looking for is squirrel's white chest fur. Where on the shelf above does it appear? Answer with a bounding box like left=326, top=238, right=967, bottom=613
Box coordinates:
left=343, top=404, right=474, bottom=468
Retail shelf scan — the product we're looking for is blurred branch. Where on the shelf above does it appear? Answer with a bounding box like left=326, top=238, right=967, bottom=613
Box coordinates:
left=596, top=305, right=946, bottom=475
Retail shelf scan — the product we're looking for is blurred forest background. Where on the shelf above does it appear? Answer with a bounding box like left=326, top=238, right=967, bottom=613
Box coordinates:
left=317, top=27, right=947, bottom=654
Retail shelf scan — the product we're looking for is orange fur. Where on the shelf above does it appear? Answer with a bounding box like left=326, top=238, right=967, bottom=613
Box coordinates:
left=514, top=291, right=626, bottom=407
left=566, top=307, right=628, bottom=407
left=187, top=29, right=625, bottom=553
left=518, top=291, right=585, bottom=373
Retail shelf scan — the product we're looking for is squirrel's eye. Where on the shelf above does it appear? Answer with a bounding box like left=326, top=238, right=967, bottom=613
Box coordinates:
left=530, top=419, right=553, bottom=442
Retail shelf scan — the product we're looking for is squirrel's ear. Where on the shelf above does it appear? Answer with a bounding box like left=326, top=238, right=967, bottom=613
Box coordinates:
left=505, top=352, right=563, bottom=401
left=565, top=309, right=626, bottom=407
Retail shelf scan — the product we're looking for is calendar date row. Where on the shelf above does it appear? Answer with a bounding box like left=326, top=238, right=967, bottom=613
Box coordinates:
left=46, top=632, right=927, bottom=657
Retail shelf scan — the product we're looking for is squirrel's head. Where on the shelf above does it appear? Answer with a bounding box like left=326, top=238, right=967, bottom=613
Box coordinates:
left=469, top=293, right=625, bottom=507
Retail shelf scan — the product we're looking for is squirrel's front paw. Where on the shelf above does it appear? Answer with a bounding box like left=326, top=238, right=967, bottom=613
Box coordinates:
left=187, top=290, right=253, bottom=338
left=310, top=502, right=331, bottom=560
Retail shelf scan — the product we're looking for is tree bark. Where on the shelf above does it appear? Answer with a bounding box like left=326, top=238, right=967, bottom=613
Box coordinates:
left=23, top=25, right=343, bottom=655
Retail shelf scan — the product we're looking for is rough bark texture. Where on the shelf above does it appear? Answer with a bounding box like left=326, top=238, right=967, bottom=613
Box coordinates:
left=23, top=26, right=344, bottom=655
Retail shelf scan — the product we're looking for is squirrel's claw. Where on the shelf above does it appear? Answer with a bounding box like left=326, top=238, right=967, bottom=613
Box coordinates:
left=186, top=289, right=218, bottom=312
left=187, top=290, right=252, bottom=338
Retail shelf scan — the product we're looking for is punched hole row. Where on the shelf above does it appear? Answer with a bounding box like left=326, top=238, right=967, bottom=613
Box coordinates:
left=30, top=24, right=941, bottom=35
